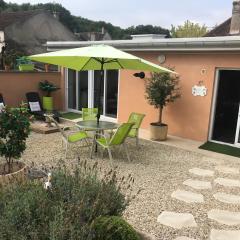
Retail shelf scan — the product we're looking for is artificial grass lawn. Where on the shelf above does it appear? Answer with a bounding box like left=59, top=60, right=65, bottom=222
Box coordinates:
left=199, top=141, right=240, bottom=158
left=61, top=112, right=82, bottom=120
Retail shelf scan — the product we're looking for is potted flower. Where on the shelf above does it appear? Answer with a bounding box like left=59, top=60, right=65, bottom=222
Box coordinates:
left=16, top=56, right=34, bottom=71
left=0, top=104, right=31, bottom=185
left=39, top=80, right=60, bottom=111
left=145, top=71, right=180, bottom=141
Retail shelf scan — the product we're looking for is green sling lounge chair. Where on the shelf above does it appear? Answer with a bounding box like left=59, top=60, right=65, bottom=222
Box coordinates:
left=91, top=122, right=134, bottom=164
left=49, top=116, right=90, bottom=159
left=82, top=108, right=99, bottom=134
left=127, top=112, right=145, bottom=146
left=82, top=108, right=98, bottom=121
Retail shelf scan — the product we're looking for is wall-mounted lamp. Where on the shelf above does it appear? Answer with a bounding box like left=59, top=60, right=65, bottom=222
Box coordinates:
left=133, top=72, right=145, bottom=79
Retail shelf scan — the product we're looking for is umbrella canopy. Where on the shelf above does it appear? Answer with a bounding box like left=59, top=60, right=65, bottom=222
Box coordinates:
left=28, top=44, right=175, bottom=124
left=28, top=44, right=174, bottom=73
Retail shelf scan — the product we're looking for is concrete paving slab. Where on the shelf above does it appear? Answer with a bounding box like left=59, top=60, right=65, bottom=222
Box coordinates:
left=157, top=211, right=197, bottom=229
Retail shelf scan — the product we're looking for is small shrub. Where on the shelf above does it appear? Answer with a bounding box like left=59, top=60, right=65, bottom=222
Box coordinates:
left=0, top=162, right=134, bottom=240
left=0, top=104, right=31, bottom=173
left=91, top=216, right=140, bottom=240
left=16, top=56, right=33, bottom=66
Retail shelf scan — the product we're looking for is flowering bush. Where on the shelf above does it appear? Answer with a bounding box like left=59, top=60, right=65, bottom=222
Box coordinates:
left=0, top=104, right=31, bottom=174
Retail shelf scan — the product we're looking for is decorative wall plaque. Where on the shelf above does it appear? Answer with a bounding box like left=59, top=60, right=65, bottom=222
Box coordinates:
left=192, top=85, right=207, bottom=96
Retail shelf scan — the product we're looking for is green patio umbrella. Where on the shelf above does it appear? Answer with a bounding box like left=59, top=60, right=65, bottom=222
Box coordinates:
left=29, top=44, right=175, bottom=123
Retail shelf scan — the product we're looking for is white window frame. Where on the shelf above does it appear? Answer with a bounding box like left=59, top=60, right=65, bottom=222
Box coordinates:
left=208, top=68, right=240, bottom=148
left=234, top=103, right=240, bottom=147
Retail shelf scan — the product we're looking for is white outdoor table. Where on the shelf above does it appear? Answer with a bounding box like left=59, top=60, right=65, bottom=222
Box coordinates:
left=76, top=120, right=119, bottom=153
left=76, top=120, right=119, bottom=131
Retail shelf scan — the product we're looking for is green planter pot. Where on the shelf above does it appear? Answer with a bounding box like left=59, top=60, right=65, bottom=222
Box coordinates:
left=19, top=64, right=34, bottom=71
left=43, top=96, right=53, bottom=111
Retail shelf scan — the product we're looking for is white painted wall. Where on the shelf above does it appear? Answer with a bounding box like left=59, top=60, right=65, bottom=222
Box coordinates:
left=0, top=31, right=5, bottom=53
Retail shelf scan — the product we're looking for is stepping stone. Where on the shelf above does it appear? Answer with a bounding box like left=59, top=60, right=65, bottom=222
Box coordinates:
left=215, top=166, right=239, bottom=175
left=183, top=179, right=212, bottom=190
left=208, top=209, right=240, bottom=225
left=213, top=192, right=240, bottom=204
left=189, top=168, right=214, bottom=177
left=171, top=189, right=204, bottom=203
left=210, top=229, right=240, bottom=240
left=174, top=237, right=197, bottom=240
left=157, top=211, right=197, bottom=229
left=214, top=178, right=240, bottom=188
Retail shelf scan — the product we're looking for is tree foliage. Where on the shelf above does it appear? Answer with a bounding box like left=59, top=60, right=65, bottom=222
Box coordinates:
left=0, top=0, right=7, bottom=11
left=145, top=72, right=181, bottom=125
left=171, top=20, right=208, bottom=38
left=124, top=25, right=170, bottom=39
left=0, top=0, right=169, bottom=40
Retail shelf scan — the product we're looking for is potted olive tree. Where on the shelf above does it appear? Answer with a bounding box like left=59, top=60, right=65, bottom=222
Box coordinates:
left=39, top=80, right=60, bottom=111
left=145, top=71, right=180, bottom=141
left=0, top=104, right=31, bottom=185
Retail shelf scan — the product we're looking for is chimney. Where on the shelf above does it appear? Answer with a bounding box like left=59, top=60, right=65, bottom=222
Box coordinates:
left=52, top=11, right=59, bottom=20
left=101, top=27, right=105, bottom=35
left=230, top=0, right=240, bottom=35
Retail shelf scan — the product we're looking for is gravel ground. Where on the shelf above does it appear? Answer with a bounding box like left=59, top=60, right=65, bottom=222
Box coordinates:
left=3, top=131, right=240, bottom=240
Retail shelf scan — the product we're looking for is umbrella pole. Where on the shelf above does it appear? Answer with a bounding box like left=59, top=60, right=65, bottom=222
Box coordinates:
left=97, top=61, right=104, bottom=125
left=95, top=62, right=104, bottom=153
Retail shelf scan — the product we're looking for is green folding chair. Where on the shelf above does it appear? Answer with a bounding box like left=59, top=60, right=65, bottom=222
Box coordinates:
left=82, top=108, right=98, bottom=121
left=91, top=122, right=134, bottom=164
left=49, top=116, right=91, bottom=159
left=127, top=112, right=145, bottom=146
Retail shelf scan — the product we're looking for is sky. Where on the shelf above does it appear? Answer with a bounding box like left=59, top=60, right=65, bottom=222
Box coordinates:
left=6, top=0, right=232, bottom=30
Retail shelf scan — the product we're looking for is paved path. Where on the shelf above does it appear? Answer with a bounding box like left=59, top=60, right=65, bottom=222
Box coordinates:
left=157, top=165, right=240, bottom=240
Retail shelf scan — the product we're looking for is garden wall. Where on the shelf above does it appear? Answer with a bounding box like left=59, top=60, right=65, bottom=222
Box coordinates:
left=0, top=71, right=64, bottom=110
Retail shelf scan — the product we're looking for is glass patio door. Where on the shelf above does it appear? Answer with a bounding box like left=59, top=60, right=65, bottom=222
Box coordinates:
left=67, top=69, right=88, bottom=111
left=105, top=70, right=118, bottom=118
left=93, top=70, right=118, bottom=118
left=67, top=69, right=118, bottom=118
left=94, top=70, right=103, bottom=114
left=211, top=70, right=240, bottom=145
left=67, top=69, right=77, bottom=110
left=78, top=71, right=88, bottom=110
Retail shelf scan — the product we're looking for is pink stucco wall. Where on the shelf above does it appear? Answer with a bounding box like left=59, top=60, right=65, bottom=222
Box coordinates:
left=118, top=52, right=240, bottom=141
left=0, top=71, right=64, bottom=110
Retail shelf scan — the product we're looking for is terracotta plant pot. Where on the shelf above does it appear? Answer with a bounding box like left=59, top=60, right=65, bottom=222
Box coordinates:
left=150, top=123, right=168, bottom=141
left=0, top=162, right=28, bottom=186
left=43, top=96, right=53, bottom=111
